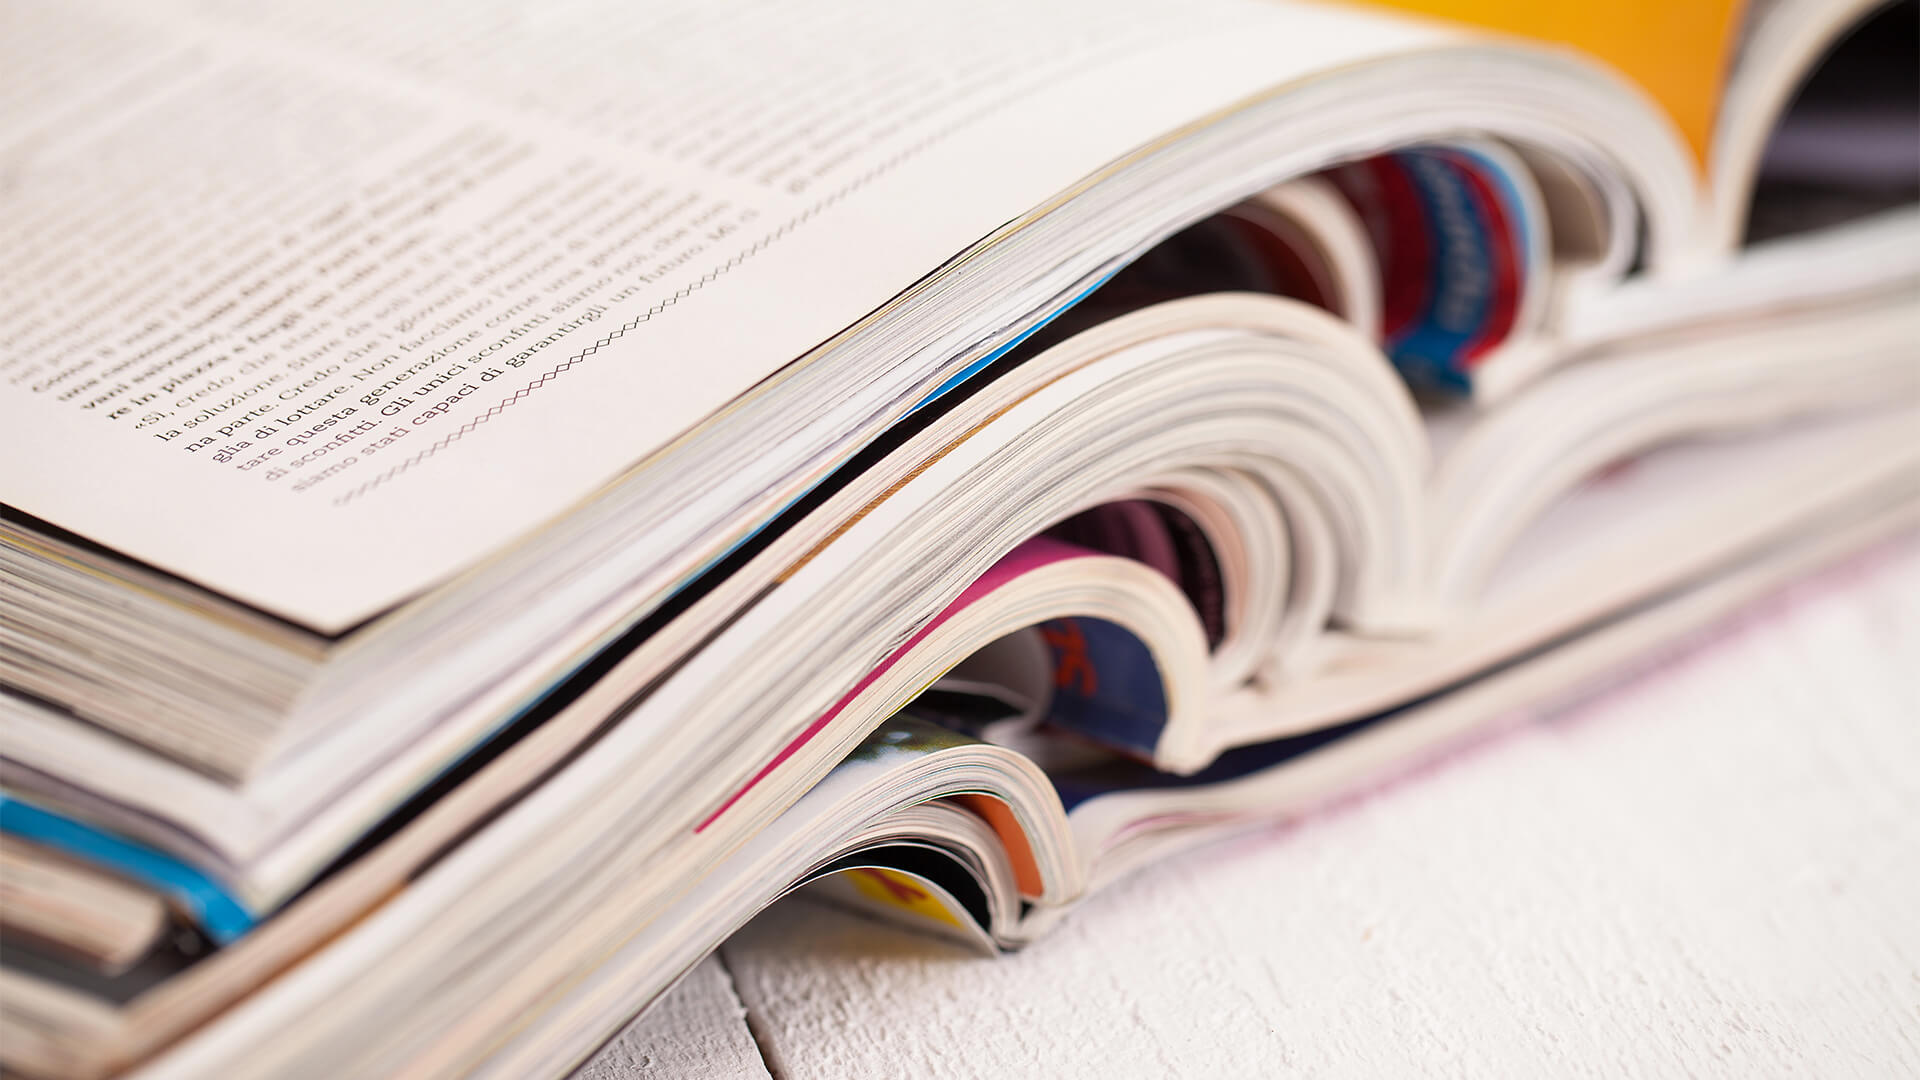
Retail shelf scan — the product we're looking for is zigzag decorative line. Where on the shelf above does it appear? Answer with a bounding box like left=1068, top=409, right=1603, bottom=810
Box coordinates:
left=336, top=238, right=781, bottom=503
left=329, top=48, right=1125, bottom=508
left=334, top=155, right=911, bottom=507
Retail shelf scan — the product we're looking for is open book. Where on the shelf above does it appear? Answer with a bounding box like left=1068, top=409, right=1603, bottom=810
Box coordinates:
left=2, top=0, right=1914, bottom=1076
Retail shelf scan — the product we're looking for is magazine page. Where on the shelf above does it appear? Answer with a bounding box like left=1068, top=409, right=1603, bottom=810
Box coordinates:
left=1, top=0, right=1447, bottom=631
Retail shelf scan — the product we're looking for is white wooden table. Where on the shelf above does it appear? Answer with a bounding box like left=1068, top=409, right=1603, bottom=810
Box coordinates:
left=582, top=540, right=1920, bottom=1079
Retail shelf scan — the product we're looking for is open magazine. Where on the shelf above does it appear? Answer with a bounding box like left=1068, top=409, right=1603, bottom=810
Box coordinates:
left=1, top=0, right=1915, bottom=1075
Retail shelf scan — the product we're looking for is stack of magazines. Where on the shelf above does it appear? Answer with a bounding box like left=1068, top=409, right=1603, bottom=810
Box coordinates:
left=3, top=0, right=1915, bottom=1075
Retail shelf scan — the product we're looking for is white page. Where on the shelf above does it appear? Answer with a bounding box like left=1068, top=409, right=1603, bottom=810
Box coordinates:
left=0, top=0, right=1450, bottom=631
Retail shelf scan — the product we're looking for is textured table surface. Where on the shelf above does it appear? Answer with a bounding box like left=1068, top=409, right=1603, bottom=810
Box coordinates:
left=582, top=539, right=1919, bottom=1079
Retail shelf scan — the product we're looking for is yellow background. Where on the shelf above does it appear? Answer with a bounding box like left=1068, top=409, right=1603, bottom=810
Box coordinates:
left=1360, top=0, right=1749, bottom=161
